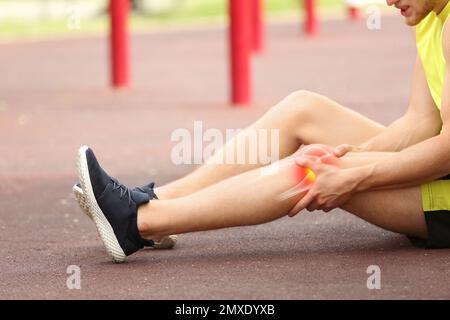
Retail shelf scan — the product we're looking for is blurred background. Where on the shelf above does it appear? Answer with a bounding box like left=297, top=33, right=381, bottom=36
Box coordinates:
left=0, top=0, right=348, bottom=40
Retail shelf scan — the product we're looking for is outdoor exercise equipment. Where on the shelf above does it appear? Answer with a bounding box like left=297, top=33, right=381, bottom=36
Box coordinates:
left=110, top=0, right=129, bottom=87
left=229, top=0, right=252, bottom=105
left=108, top=1, right=372, bottom=102
left=305, top=0, right=317, bottom=36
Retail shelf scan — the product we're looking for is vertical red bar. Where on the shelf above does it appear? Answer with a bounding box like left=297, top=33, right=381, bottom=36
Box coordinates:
left=349, top=6, right=361, bottom=20
left=229, top=0, right=252, bottom=105
left=304, top=0, right=317, bottom=36
left=251, top=0, right=264, bottom=53
left=110, top=0, right=129, bottom=88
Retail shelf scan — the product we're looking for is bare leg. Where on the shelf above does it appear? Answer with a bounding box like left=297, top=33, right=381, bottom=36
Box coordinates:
left=342, top=187, right=426, bottom=239
left=139, top=153, right=426, bottom=242
left=329, top=152, right=427, bottom=238
left=139, top=158, right=306, bottom=239
left=157, top=91, right=385, bottom=199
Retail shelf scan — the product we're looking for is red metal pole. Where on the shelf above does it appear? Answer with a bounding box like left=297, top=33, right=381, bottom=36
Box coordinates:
left=304, top=0, right=317, bottom=36
left=110, top=0, right=129, bottom=88
left=229, top=0, right=252, bottom=105
left=251, top=0, right=264, bottom=53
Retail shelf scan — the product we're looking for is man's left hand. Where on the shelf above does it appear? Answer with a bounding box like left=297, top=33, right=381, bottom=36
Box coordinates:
left=288, top=156, right=359, bottom=217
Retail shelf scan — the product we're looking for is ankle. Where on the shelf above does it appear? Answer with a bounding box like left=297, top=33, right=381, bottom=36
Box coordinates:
left=154, top=186, right=176, bottom=200
left=137, top=203, right=164, bottom=241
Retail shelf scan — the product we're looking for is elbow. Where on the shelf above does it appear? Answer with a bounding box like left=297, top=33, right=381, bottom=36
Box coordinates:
left=409, top=112, right=442, bottom=139
left=436, top=129, right=450, bottom=153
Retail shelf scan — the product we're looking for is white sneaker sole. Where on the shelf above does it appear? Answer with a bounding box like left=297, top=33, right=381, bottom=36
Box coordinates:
left=77, top=146, right=127, bottom=263
left=73, top=184, right=178, bottom=250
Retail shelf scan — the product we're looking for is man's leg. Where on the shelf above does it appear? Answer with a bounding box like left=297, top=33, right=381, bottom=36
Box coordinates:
left=341, top=187, right=426, bottom=239
left=157, top=91, right=385, bottom=199
left=139, top=154, right=426, bottom=242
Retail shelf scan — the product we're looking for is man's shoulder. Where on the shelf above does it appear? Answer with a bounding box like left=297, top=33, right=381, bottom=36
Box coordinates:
left=443, top=20, right=450, bottom=61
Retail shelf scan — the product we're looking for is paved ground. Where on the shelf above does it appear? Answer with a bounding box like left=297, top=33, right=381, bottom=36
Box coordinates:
left=0, top=15, right=449, bottom=300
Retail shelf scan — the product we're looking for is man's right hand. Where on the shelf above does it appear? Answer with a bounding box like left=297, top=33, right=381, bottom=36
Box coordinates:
left=333, top=144, right=365, bottom=157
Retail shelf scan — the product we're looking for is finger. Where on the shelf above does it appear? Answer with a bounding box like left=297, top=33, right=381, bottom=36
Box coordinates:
left=288, top=191, right=315, bottom=216
left=319, top=153, right=335, bottom=165
left=295, top=154, right=318, bottom=163
left=288, top=203, right=305, bottom=217
left=288, top=199, right=304, bottom=216
left=287, top=209, right=299, bottom=217
left=332, top=146, right=346, bottom=157
left=333, top=144, right=351, bottom=157
left=308, top=199, right=323, bottom=212
left=286, top=190, right=310, bottom=216
left=295, top=157, right=318, bottom=172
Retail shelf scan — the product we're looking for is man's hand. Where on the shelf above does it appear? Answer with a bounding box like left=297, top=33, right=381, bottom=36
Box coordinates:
left=333, top=144, right=366, bottom=157
left=287, top=157, right=360, bottom=217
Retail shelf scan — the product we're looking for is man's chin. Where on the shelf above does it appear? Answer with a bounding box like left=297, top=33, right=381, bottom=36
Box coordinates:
left=405, top=20, right=417, bottom=26
left=404, top=16, right=421, bottom=26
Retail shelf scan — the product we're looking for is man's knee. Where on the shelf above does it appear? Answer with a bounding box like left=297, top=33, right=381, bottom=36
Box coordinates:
left=285, top=89, right=320, bottom=102
left=273, top=90, right=328, bottom=119
left=260, top=90, right=338, bottom=141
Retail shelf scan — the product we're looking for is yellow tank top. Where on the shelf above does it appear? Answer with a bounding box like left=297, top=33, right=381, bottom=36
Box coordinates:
left=416, top=1, right=450, bottom=110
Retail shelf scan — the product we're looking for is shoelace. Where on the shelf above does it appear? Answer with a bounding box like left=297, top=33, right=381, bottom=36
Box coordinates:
left=111, top=178, right=133, bottom=207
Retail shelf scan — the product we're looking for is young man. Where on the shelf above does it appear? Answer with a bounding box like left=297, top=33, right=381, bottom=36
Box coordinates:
left=76, top=0, right=450, bottom=262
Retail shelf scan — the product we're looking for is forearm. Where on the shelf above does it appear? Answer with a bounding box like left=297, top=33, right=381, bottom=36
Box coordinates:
left=359, top=113, right=439, bottom=152
left=354, top=133, right=450, bottom=192
left=339, top=151, right=424, bottom=190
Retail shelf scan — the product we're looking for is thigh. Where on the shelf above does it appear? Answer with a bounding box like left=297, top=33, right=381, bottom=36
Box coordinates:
left=251, top=91, right=385, bottom=159
left=341, top=186, right=427, bottom=239
left=293, top=92, right=386, bottom=147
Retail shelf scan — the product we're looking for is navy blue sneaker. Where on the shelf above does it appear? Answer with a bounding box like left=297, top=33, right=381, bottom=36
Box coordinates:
left=72, top=183, right=178, bottom=249
left=77, top=146, right=155, bottom=263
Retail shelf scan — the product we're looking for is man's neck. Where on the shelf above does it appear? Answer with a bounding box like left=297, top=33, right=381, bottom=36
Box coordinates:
left=434, top=0, right=450, bottom=15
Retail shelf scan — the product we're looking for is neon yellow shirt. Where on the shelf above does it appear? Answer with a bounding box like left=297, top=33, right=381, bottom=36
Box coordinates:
left=416, top=1, right=450, bottom=110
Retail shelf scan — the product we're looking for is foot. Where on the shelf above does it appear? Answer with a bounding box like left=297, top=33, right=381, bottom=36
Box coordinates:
left=76, top=146, right=156, bottom=263
left=73, top=183, right=178, bottom=249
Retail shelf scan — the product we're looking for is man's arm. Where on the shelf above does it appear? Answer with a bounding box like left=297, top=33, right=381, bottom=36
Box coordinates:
left=335, top=56, right=442, bottom=156
left=354, top=26, right=450, bottom=191
left=289, top=26, right=450, bottom=215
left=289, top=28, right=449, bottom=215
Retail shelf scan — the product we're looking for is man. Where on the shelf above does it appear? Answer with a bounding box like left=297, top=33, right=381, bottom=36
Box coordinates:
left=75, top=0, right=450, bottom=262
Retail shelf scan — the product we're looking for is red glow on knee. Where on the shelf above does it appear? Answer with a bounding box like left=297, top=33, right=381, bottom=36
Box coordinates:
left=282, top=145, right=338, bottom=201
left=294, top=144, right=336, bottom=183
left=295, top=166, right=315, bottom=183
